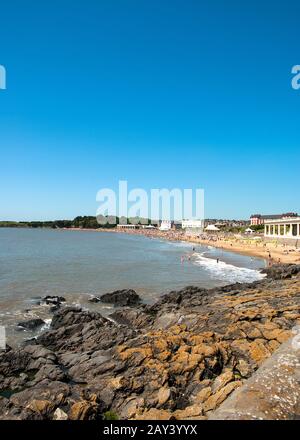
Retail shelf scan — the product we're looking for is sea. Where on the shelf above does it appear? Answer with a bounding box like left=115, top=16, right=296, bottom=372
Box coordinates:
left=0, top=228, right=266, bottom=346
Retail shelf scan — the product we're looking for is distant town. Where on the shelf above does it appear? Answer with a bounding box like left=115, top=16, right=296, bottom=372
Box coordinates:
left=1, top=211, right=300, bottom=242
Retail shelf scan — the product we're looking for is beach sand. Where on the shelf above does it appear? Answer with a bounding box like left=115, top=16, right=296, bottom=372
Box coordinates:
left=93, top=227, right=300, bottom=265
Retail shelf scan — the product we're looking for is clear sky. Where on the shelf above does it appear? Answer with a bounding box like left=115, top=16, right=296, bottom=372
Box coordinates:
left=0, top=0, right=299, bottom=221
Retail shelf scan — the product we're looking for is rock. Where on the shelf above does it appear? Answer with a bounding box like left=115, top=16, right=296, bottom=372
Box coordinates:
left=203, top=381, right=242, bottom=412
left=99, top=289, right=141, bottom=307
left=88, top=296, right=101, bottom=303
left=235, top=359, right=252, bottom=378
left=210, top=337, right=300, bottom=420
left=50, top=307, right=107, bottom=330
left=261, top=264, right=300, bottom=280
left=174, top=404, right=204, bottom=419
left=26, top=399, right=52, bottom=415
left=2, top=265, right=300, bottom=420
left=43, top=296, right=66, bottom=305
left=195, top=386, right=212, bottom=403
left=50, top=304, right=60, bottom=313
left=109, top=308, right=152, bottom=329
left=17, top=319, right=45, bottom=330
left=249, top=340, right=271, bottom=364
left=53, top=408, right=68, bottom=420
left=211, top=370, right=234, bottom=394
left=157, top=387, right=171, bottom=406
left=119, top=397, right=145, bottom=419
left=135, top=408, right=173, bottom=420
left=69, top=401, right=97, bottom=420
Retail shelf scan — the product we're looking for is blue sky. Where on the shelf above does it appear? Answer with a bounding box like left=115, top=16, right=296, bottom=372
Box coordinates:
left=0, top=0, right=299, bottom=220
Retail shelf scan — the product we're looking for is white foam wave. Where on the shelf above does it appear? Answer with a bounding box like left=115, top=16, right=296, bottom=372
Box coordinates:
left=193, top=253, right=265, bottom=283
left=40, top=318, right=52, bottom=333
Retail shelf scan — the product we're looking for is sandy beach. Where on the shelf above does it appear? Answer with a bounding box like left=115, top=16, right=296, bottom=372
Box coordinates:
left=93, top=227, right=300, bottom=265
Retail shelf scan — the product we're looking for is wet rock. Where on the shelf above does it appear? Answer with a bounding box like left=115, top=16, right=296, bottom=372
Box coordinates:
left=88, top=297, right=101, bottom=303
left=43, top=296, right=66, bottom=305
left=1, top=265, right=300, bottom=420
left=109, top=308, right=152, bottom=328
left=17, top=319, right=45, bottom=330
left=262, top=264, right=300, bottom=280
left=50, top=307, right=106, bottom=330
left=98, top=289, right=141, bottom=307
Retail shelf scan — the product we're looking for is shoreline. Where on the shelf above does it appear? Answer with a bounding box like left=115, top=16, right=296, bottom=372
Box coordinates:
left=1, top=264, right=300, bottom=420
left=105, top=228, right=300, bottom=265
left=4, top=224, right=300, bottom=265
left=67, top=227, right=300, bottom=265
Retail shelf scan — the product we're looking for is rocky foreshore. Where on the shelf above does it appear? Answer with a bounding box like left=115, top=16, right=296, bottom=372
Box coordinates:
left=0, top=264, right=300, bottom=420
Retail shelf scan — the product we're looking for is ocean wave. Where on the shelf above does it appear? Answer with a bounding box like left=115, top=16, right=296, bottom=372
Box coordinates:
left=193, top=253, right=265, bottom=283
left=40, top=318, right=52, bottom=333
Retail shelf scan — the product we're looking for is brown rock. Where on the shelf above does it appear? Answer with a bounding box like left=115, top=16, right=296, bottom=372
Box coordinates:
left=157, top=387, right=171, bottom=406
left=211, top=370, right=234, bottom=394
left=26, top=399, right=52, bottom=415
left=174, top=404, right=203, bottom=419
left=135, top=408, right=173, bottom=420
left=235, top=359, right=252, bottom=378
left=69, top=400, right=99, bottom=420
left=119, top=397, right=145, bottom=419
left=249, top=340, right=271, bottom=364
left=195, top=386, right=212, bottom=403
left=203, top=381, right=242, bottom=412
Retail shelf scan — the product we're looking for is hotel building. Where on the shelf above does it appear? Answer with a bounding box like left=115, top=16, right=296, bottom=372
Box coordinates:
left=251, top=212, right=298, bottom=226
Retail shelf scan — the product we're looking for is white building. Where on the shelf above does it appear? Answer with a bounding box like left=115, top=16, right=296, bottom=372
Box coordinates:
left=264, top=217, right=300, bottom=240
left=205, top=224, right=220, bottom=232
left=117, top=224, right=138, bottom=229
left=159, top=220, right=172, bottom=231
left=181, top=219, right=203, bottom=229
left=182, top=219, right=204, bottom=236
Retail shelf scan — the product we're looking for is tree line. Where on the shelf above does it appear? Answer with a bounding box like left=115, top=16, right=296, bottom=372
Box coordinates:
left=0, top=216, right=154, bottom=229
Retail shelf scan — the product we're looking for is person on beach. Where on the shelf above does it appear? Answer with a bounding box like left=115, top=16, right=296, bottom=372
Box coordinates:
left=181, top=255, right=184, bottom=264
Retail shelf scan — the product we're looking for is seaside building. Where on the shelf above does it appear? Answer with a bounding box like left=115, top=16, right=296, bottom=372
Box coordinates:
left=159, top=220, right=172, bottom=231
left=182, top=219, right=204, bottom=236
left=264, top=217, right=300, bottom=240
left=250, top=213, right=298, bottom=226
left=205, top=224, right=220, bottom=233
left=117, top=224, right=139, bottom=230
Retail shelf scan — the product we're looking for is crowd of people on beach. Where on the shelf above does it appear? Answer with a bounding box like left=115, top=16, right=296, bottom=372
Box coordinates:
left=106, top=226, right=300, bottom=266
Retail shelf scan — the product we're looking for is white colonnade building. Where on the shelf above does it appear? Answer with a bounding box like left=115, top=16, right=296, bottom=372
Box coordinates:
left=264, top=217, right=300, bottom=240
